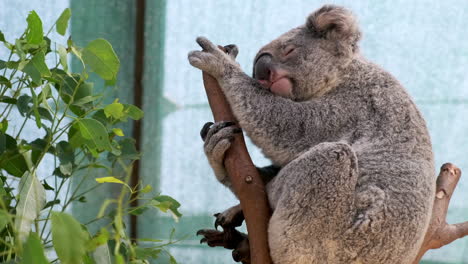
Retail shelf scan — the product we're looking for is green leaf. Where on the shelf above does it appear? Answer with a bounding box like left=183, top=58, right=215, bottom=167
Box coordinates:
left=42, top=180, right=54, bottom=191
left=56, top=8, right=71, bottom=36
left=17, top=94, right=32, bottom=116
left=38, top=107, right=53, bottom=122
left=141, top=184, right=152, bottom=194
left=15, top=171, right=46, bottom=242
left=0, top=133, right=29, bottom=177
left=87, top=228, right=109, bottom=251
left=95, top=176, right=125, bottom=184
left=0, top=118, right=7, bottom=133
left=104, top=100, right=124, bottom=119
left=92, top=244, right=111, bottom=264
left=70, top=119, right=112, bottom=152
left=0, top=59, right=5, bottom=69
left=44, top=199, right=60, bottom=209
left=51, top=212, right=88, bottom=264
left=20, top=232, right=48, bottom=264
left=112, top=128, right=124, bottom=136
left=22, top=52, right=51, bottom=85
left=0, top=210, right=9, bottom=232
left=124, top=104, right=144, bottom=120
left=152, top=195, right=182, bottom=222
left=0, top=76, right=11, bottom=88
left=169, top=255, right=178, bottom=264
left=57, top=44, right=68, bottom=71
left=0, top=31, right=5, bottom=42
left=82, top=38, right=120, bottom=81
left=26, top=11, right=43, bottom=45
left=56, top=141, right=74, bottom=176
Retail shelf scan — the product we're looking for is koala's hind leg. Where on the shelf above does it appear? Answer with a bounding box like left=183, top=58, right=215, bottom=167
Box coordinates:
left=267, top=142, right=359, bottom=263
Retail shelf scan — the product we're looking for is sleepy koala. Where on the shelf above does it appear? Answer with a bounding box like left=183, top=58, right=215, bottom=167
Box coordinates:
left=188, top=5, right=435, bottom=264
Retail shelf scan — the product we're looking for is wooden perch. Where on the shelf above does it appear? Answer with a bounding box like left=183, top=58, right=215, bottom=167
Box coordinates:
left=413, top=163, right=468, bottom=263
left=201, top=48, right=273, bottom=264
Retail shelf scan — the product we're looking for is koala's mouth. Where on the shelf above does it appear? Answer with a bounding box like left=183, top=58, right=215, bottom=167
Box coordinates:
left=258, top=77, right=293, bottom=98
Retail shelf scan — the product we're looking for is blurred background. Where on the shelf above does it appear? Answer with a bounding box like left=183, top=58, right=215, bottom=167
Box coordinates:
left=0, top=0, right=467, bottom=263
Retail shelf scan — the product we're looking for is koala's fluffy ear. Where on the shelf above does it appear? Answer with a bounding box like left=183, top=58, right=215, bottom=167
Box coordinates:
left=306, top=5, right=361, bottom=55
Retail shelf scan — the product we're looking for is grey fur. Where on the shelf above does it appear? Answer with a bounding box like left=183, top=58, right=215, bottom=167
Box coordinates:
left=189, top=5, right=435, bottom=264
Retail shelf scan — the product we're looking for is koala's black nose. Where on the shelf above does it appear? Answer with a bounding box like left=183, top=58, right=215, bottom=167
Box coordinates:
left=254, top=53, right=273, bottom=81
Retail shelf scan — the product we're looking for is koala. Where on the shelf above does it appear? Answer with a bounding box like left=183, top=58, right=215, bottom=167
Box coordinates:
left=189, top=5, right=435, bottom=264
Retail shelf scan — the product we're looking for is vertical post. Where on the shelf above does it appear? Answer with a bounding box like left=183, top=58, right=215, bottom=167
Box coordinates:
left=130, top=0, right=146, bottom=241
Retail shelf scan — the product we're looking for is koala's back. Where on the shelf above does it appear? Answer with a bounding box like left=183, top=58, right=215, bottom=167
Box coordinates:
left=267, top=59, right=435, bottom=264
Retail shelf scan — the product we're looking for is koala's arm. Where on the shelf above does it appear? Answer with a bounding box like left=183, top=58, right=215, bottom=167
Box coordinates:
left=189, top=38, right=349, bottom=164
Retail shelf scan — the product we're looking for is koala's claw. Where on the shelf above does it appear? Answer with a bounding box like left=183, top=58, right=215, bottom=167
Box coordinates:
left=196, top=36, right=218, bottom=52
left=214, top=204, right=245, bottom=230
left=224, top=44, right=239, bottom=59
left=200, top=122, right=214, bottom=141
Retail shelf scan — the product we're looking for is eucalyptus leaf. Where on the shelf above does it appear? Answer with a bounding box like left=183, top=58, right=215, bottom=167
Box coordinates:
left=14, top=171, right=46, bottom=242
left=124, top=104, right=144, bottom=120
left=51, top=212, right=88, bottom=264
left=0, top=210, right=9, bottom=232
left=22, top=51, right=51, bottom=85
left=17, top=94, right=32, bottom=116
left=56, top=8, right=71, bottom=36
left=58, top=44, right=68, bottom=71
left=74, top=119, right=112, bottom=151
left=0, top=76, right=11, bottom=88
left=0, top=133, right=29, bottom=177
left=20, top=232, right=48, bottom=264
left=82, top=38, right=120, bottom=81
left=0, top=31, right=5, bottom=42
left=26, top=11, right=43, bottom=45
left=104, top=100, right=124, bottom=119
left=152, top=195, right=182, bottom=222
left=93, top=244, right=111, bottom=264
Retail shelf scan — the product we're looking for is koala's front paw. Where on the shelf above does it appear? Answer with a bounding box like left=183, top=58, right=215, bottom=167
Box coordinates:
left=201, top=121, right=242, bottom=185
left=188, top=37, right=239, bottom=78
left=214, top=204, right=244, bottom=229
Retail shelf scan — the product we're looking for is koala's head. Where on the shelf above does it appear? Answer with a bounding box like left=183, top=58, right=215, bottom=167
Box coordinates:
left=253, top=5, right=361, bottom=101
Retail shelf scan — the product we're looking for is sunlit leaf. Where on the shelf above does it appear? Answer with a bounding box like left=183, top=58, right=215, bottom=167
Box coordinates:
left=26, top=11, right=43, bottom=44
left=82, top=38, right=120, bottom=81
left=87, top=228, right=109, bottom=251
left=112, top=128, right=124, bottom=136
left=56, top=8, right=71, bottom=36
left=104, top=100, right=124, bottom=119
left=20, top=232, right=48, bottom=264
left=15, top=171, right=46, bottom=242
left=51, top=212, right=88, bottom=264
left=95, top=176, right=124, bottom=184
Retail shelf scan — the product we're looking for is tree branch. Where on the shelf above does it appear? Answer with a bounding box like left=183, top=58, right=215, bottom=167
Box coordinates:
left=201, top=46, right=273, bottom=264
left=413, top=163, right=468, bottom=263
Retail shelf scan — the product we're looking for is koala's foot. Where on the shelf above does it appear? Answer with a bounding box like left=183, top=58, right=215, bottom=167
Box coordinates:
left=200, top=121, right=242, bottom=185
left=214, top=204, right=244, bottom=229
left=197, top=228, right=250, bottom=263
